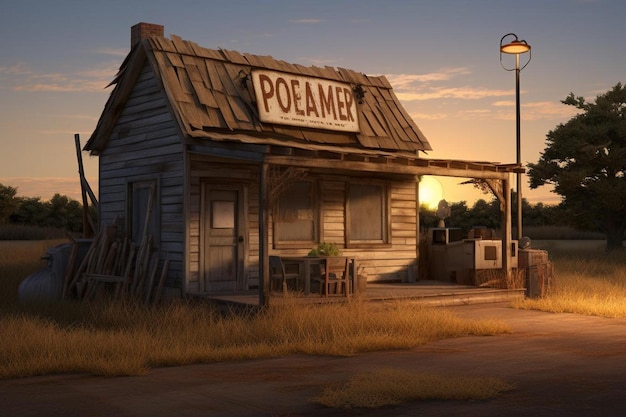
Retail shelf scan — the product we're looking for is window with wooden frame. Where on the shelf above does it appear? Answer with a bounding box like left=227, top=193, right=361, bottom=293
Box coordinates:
left=273, top=180, right=318, bottom=248
left=346, top=182, right=390, bottom=247
left=127, top=179, right=159, bottom=246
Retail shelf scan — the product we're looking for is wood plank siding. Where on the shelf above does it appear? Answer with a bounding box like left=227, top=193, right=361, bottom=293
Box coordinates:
left=187, top=156, right=418, bottom=289
left=316, top=178, right=419, bottom=282
left=98, top=62, right=185, bottom=287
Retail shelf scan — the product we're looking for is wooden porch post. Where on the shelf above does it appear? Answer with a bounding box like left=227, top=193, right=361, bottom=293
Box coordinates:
left=501, top=177, right=512, bottom=282
left=259, top=162, right=270, bottom=307
left=414, top=176, right=421, bottom=281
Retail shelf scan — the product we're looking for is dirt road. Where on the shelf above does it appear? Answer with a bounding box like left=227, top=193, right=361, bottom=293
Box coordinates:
left=2, top=303, right=626, bottom=417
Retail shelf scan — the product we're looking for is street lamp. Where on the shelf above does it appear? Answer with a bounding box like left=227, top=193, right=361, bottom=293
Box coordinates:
left=500, top=33, right=531, bottom=242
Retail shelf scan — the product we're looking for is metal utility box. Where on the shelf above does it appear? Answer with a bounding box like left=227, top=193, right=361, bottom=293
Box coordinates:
left=444, top=239, right=518, bottom=284
left=427, top=228, right=462, bottom=282
left=427, top=227, right=518, bottom=285
left=519, top=249, right=552, bottom=298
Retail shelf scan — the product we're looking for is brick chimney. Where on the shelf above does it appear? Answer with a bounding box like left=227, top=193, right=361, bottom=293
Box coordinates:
left=131, top=22, right=164, bottom=48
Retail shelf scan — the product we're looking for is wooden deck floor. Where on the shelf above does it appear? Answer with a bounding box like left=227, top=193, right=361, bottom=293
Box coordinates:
left=198, top=280, right=525, bottom=309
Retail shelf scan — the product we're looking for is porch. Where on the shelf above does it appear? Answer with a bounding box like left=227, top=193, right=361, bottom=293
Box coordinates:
left=196, top=281, right=525, bottom=310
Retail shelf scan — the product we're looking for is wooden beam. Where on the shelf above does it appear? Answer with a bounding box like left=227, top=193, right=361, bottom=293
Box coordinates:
left=187, top=143, right=265, bottom=162
left=265, top=155, right=511, bottom=180
left=483, top=179, right=505, bottom=211
left=80, top=176, right=98, bottom=207
left=74, top=134, right=93, bottom=238
left=414, top=176, right=420, bottom=281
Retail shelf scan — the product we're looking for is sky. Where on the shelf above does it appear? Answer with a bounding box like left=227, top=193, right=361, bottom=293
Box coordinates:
left=1, top=0, right=624, bottom=206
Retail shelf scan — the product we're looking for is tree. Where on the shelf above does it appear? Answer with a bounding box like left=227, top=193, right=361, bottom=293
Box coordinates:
left=528, top=83, right=626, bottom=250
left=466, top=199, right=500, bottom=230
left=8, top=192, right=85, bottom=233
left=0, top=183, right=19, bottom=224
left=10, top=197, right=47, bottom=226
left=46, top=194, right=83, bottom=232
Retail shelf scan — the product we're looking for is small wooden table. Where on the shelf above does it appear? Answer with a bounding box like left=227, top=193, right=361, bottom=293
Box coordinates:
left=280, top=256, right=357, bottom=294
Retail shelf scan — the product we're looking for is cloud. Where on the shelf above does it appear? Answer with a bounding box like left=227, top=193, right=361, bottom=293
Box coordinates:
left=396, top=87, right=511, bottom=101
left=93, top=47, right=128, bottom=57
left=2, top=62, right=118, bottom=93
left=386, top=68, right=472, bottom=87
left=408, top=100, right=578, bottom=123
left=36, top=128, right=94, bottom=136
left=0, top=63, right=33, bottom=76
left=289, top=18, right=325, bottom=24
left=409, top=112, right=448, bottom=121
left=59, top=114, right=99, bottom=121
left=0, top=177, right=97, bottom=201
left=464, top=109, right=491, bottom=115
left=387, top=69, right=511, bottom=101
left=296, top=56, right=337, bottom=66
left=486, top=100, right=581, bottom=122
left=14, top=82, right=102, bottom=93
left=521, top=101, right=581, bottom=121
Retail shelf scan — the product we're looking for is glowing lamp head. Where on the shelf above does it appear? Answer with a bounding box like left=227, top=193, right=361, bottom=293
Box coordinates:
left=500, top=33, right=532, bottom=71
left=500, top=39, right=531, bottom=55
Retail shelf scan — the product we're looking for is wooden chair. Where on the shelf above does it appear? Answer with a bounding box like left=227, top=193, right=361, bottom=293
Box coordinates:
left=318, top=257, right=350, bottom=297
left=269, top=256, right=300, bottom=293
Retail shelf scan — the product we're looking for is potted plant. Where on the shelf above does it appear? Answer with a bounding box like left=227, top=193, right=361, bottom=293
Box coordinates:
left=308, top=242, right=341, bottom=257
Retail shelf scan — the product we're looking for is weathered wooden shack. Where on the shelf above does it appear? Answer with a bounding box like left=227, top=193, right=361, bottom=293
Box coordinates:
left=85, top=23, right=519, bottom=300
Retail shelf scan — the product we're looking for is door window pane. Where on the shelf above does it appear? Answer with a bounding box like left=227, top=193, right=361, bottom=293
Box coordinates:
left=212, top=201, right=235, bottom=229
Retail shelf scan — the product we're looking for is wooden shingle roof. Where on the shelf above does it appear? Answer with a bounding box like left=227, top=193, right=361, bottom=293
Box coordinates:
left=86, top=33, right=432, bottom=156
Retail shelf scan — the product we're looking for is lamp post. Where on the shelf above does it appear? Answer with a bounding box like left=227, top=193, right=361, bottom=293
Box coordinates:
left=500, top=33, right=531, bottom=242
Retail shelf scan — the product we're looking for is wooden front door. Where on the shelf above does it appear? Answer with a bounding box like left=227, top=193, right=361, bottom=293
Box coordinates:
left=201, top=184, right=246, bottom=292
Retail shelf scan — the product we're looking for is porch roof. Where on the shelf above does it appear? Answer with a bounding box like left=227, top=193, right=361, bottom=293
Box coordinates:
left=186, top=130, right=523, bottom=180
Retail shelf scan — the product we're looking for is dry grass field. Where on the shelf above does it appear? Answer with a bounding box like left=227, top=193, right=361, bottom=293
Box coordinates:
left=2, top=237, right=624, bottom=408
left=531, top=239, right=606, bottom=252
left=313, top=368, right=514, bottom=408
left=516, top=240, right=626, bottom=317
left=0, top=240, right=509, bottom=382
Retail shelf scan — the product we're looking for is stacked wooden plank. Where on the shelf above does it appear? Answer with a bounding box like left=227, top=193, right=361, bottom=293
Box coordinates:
left=63, top=218, right=169, bottom=304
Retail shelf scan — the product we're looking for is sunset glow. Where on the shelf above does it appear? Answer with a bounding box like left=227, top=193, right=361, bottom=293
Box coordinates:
left=419, top=177, right=444, bottom=210
left=1, top=1, right=624, bottom=205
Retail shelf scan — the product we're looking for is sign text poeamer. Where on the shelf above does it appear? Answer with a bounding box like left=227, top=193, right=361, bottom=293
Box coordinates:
left=252, top=70, right=359, bottom=132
